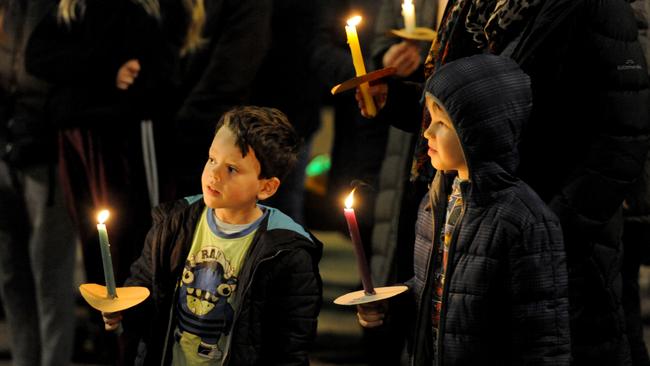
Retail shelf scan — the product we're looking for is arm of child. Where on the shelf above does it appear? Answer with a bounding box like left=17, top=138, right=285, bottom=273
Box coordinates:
left=508, top=220, right=571, bottom=365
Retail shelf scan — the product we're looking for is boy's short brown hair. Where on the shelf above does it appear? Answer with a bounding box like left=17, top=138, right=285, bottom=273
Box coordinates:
left=215, top=106, right=301, bottom=181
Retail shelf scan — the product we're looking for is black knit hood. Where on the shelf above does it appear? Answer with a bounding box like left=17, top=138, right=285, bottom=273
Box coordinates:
left=423, top=54, right=532, bottom=202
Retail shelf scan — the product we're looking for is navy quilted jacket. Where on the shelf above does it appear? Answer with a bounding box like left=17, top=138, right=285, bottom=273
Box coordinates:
left=410, top=54, right=570, bottom=365
left=122, top=197, right=323, bottom=366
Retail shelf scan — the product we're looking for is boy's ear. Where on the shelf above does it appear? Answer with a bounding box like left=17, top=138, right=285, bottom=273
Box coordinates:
left=257, top=177, right=281, bottom=201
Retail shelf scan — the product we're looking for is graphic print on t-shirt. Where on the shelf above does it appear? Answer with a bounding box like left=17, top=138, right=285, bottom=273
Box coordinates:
left=178, top=246, right=237, bottom=345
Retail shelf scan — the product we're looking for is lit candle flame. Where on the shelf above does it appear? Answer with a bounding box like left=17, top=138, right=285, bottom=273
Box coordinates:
left=97, top=210, right=110, bottom=224
left=345, top=189, right=356, bottom=209
left=404, top=0, right=413, bottom=6
left=346, top=15, right=362, bottom=27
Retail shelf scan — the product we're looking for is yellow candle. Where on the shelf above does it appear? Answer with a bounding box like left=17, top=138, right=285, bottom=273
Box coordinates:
left=402, top=0, right=416, bottom=33
left=345, top=16, right=376, bottom=117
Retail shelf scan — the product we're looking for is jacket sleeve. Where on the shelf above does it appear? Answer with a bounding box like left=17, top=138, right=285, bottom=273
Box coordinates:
left=263, top=246, right=323, bottom=366
left=508, top=219, right=571, bottom=365
left=174, top=0, right=272, bottom=125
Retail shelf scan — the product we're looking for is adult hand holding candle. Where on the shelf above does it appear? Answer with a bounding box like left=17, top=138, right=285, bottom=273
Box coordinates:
left=402, top=0, right=416, bottom=33
left=97, top=209, right=117, bottom=299
left=345, top=16, right=377, bottom=118
left=343, top=189, right=375, bottom=295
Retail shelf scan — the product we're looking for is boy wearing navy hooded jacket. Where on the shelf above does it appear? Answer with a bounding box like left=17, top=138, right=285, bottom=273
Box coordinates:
left=358, top=54, right=571, bottom=365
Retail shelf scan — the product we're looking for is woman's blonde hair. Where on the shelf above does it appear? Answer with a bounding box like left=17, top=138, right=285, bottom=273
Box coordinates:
left=180, top=0, right=206, bottom=56
left=57, top=0, right=160, bottom=26
left=57, top=0, right=205, bottom=55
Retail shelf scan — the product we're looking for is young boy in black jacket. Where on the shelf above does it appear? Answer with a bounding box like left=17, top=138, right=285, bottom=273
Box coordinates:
left=357, top=54, right=571, bottom=365
left=103, top=106, right=323, bottom=365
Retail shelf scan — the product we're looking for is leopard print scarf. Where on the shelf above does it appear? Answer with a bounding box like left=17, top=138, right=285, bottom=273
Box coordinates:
left=413, top=0, right=542, bottom=182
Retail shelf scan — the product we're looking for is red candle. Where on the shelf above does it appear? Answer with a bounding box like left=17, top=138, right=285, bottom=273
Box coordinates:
left=344, top=190, right=375, bottom=295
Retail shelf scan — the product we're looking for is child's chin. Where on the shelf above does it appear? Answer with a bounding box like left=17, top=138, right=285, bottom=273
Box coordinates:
left=202, top=196, right=222, bottom=209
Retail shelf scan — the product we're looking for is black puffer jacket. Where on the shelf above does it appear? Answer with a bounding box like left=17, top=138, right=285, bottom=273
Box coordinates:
left=122, top=196, right=323, bottom=366
left=410, top=54, right=570, bottom=366
left=509, top=0, right=650, bottom=364
left=24, top=0, right=162, bottom=129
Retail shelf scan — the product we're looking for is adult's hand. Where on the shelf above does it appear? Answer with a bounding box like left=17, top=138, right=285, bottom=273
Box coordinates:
left=355, top=83, right=388, bottom=119
left=116, top=59, right=141, bottom=90
left=382, top=41, right=421, bottom=77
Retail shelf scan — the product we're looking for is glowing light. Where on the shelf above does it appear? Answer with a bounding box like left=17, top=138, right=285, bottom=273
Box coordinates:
left=97, top=210, right=110, bottom=224
left=345, top=189, right=356, bottom=209
left=346, top=15, right=362, bottom=27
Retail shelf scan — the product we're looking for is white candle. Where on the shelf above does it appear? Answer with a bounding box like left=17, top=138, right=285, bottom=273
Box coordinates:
left=402, top=0, right=416, bottom=33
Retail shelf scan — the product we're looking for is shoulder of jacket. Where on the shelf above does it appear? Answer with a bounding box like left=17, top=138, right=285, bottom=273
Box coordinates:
left=151, top=196, right=204, bottom=225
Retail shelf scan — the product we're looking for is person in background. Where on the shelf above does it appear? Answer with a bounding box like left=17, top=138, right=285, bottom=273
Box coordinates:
left=250, top=0, right=322, bottom=224
left=25, top=0, right=160, bottom=302
left=0, top=1, right=76, bottom=364
left=621, top=0, right=650, bottom=364
left=158, top=0, right=273, bottom=201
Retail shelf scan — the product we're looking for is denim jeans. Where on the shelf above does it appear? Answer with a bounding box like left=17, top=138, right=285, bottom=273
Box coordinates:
left=0, top=160, right=76, bottom=366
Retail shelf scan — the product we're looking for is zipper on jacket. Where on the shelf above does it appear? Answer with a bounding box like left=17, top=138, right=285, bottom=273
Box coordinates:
left=160, top=283, right=180, bottom=365
left=435, top=199, right=466, bottom=366
left=221, top=248, right=292, bottom=365
left=412, top=188, right=445, bottom=366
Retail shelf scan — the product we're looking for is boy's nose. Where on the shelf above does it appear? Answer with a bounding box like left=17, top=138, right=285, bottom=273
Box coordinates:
left=210, top=166, right=222, bottom=181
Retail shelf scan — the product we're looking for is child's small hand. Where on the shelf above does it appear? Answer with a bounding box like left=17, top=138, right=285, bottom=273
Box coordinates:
left=355, top=82, right=388, bottom=119
left=102, top=311, right=123, bottom=332
left=382, top=41, right=421, bottom=77
left=116, top=59, right=141, bottom=90
left=356, top=299, right=389, bottom=328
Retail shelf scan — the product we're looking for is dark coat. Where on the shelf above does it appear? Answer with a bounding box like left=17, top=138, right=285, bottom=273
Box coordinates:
left=24, top=0, right=162, bottom=128
left=154, top=0, right=272, bottom=198
left=509, top=0, right=650, bottom=363
left=123, top=196, right=323, bottom=366
left=0, top=0, right=56, bottom=166
left=410, top=54, right=570, bottom=365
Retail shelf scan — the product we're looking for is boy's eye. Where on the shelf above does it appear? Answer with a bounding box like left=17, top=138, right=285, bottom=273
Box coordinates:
left=207, top=157, right=215, bottom=164
left=227, top=166, right=237, bottom=174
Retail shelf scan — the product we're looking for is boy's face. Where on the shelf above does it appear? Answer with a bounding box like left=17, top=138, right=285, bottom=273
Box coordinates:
left=423, top=95, right=468, bottom=179
left=202, top=125, right=278, bottom=220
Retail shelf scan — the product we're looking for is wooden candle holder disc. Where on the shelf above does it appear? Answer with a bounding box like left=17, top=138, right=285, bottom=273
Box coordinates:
left=331, top=67, right=397, bottom=95
left=334, top=285, right=408, bottom=306
left=389, top=27, right=437, bottom=41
